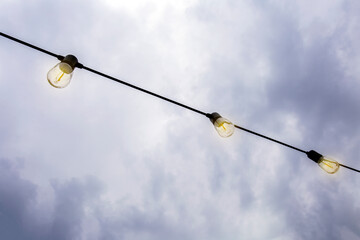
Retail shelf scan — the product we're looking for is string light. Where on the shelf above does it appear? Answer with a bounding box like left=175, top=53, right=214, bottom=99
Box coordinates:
left=207, top=112, right=235, bottom=138
left=1, top=31, right=359, bottom=175
left=47, top=55, right=78, bottom=88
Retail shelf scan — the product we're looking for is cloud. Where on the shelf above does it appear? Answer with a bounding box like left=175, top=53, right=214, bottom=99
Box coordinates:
left=1, top=154, right=360, bottom=239
left=0, top=159, right=37, bottom=240
left=0, top=159, right=103, bottom=240
left=1, top=0, right=360, bottom=239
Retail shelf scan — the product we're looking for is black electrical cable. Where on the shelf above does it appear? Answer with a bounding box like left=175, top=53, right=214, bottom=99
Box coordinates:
left=234, top=125, right=307, bottom=153
left=0, top=32, right=64, bottom=60
left=1, top=31, right=359, bottom=174
left=340, top=164, right=360, bottom=173
left=81, top=66, right=208, bottom=116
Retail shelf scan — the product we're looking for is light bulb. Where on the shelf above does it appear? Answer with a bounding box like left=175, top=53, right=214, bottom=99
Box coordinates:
left=208, top=112, right=235, bottom=137
left=47, top=62, right=74, bottom=88
left=318, top=156, right=340, bottom=174
left=306, top=150, right=340, bottom=174
left=214, top=117, right=235, bottom=137
left=47, top=55, right=78, bottom=88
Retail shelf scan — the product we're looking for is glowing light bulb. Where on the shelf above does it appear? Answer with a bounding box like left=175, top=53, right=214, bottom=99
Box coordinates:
left=208, top=112, right=235, bottom=137
left=306, top=150, right=340, bottom=174
left=47, top=62, right=73, bottom=88
left=47, top=55, right=78, bottom=88
left=318, top=156, right=340, bottom=174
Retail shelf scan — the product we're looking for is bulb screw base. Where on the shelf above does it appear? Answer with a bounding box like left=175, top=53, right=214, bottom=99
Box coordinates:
left=306, top=150, right=323, bottom=163
left=62, top=55, right=79, bottom=69
left=207, top=112, right=222, bottom=124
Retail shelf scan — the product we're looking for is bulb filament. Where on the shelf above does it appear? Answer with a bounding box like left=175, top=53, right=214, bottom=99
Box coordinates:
left=323, top=161, right=332, bottom=168
left=56, top=72, right=64, bottom=82
left=218, top=123, right=226, bottom=130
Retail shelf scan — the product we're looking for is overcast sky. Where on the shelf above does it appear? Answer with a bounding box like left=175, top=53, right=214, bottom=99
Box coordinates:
left=1, top=0, right=360, bottom=239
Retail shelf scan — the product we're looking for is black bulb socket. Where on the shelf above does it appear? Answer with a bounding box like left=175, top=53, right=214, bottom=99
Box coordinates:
left=306, top=150, right=323, bottom=163
left=62, top=55, right=79, bottom=69
left=207, top=112, right=222, bottom=124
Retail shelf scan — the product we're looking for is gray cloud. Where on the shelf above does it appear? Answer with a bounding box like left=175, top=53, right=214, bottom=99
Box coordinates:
left=0, top=159, right=103, bottom=240
left=0, top=159, right=38, bottom=240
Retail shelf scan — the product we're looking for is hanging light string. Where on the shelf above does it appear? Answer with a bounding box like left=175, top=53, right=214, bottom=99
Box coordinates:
left=1, top=31, right=359, bottom=174
left=0, top=32, right=207, bottom=116
left=234, top=125, right=360, bottom=173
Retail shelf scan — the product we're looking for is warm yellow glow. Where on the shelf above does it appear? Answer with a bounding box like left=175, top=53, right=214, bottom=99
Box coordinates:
left=47, top=62, right=73, bottom=88
left=214, top=117, right=235, bottom=137
left=318, top=157, right=340, bottom=174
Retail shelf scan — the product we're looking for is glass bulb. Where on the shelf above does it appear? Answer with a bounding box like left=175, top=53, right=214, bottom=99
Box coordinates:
left=318, top=156, right=340, bottom=174
left=47, top=62, right=74, bottom=88
left=214, top=117, right=235, bottom=138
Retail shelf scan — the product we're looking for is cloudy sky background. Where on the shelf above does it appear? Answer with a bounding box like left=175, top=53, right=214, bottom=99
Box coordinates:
left=1, top=0, right=360, bottom=239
